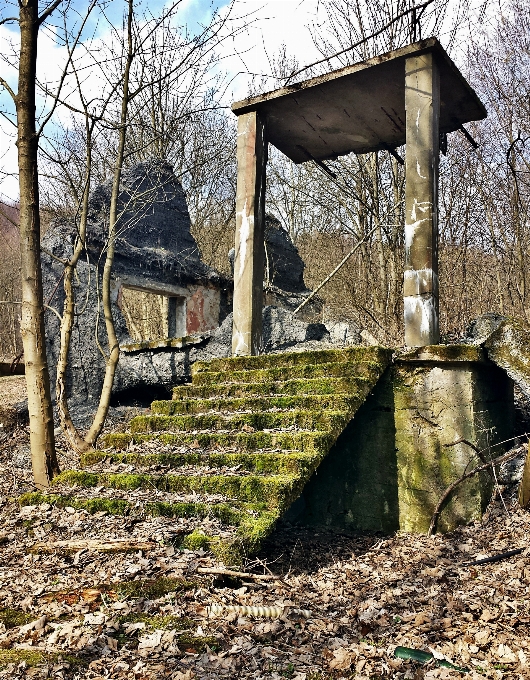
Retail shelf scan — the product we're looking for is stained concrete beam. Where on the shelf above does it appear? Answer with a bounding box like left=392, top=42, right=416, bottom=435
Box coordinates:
left=232, top=111, right=268, bottom=356
left=404, top=52, right=440, bottom=347
left=232, top=38, right=486, bottom=163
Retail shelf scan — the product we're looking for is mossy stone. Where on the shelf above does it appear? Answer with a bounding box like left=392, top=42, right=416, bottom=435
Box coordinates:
left=0, top=608, right=32, bottom=629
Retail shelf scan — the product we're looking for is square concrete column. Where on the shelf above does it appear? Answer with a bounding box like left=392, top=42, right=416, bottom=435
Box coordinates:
left=404, top=52, right=440, bottom=347
left=232, top=111, right=268, bottom=356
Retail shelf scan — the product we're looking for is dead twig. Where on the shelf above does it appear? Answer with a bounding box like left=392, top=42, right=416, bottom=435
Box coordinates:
left=463, top=548, right=524, bottom=567
left=196, top=567, right=276, bottom=581
left=428, top=445, right=526, bottom=536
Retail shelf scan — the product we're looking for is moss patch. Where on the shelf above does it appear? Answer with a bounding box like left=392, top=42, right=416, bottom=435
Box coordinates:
left=0, top=608, right=33, bottom=629
left=397, top=344, right=485, bottom=363
left=116, top=613, right=217, bottom=652
left=173, top=376, right=370, bottom=400
left=129, top=410, right=348, bottom=435
left=52, top=470, right=300, bottom=509
left=192, top=360, right=386, bottom=387
left=19, top=492, right=267, bottom=524
left=81, top=450, right=320, bottom=477
left=101, top=430, right=336, bottom=455
left=0, top=650, right=86, bottom=670
left=192, top=346, right=392, bottom=374
left=152, top=393, right=361, bottom=416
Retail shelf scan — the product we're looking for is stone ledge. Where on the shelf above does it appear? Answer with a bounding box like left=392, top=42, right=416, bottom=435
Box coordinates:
left=120, top=334, right=208, bottom=353
left=396, top=344, right=486, bottom=364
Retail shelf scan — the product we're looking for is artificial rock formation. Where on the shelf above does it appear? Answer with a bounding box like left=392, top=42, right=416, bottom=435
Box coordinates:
left=42, top=160, right=228, bottom=407
left=42, top=161, right=339, bottom=411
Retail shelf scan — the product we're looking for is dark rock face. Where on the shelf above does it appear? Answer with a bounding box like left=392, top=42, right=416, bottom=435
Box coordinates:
left=264, top=215, right=308, bottom=294
left=84, top=160, right=220, bottom=286
left=228, top=215, right=308, bottom=294
left=42, top=243, right=131, bottom=407
left=41, top=160, right=224, bottom=408
left=41, top=162, right=340, bottom=419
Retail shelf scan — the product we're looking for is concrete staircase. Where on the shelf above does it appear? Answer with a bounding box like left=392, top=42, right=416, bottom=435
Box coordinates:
left=21, top=346, right=392, bottom=564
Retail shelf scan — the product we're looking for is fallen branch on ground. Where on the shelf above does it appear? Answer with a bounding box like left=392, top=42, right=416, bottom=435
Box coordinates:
left=196, top=567, right=277, bottom=581
left=428, top=445, right=526, bottom=536
left=463, top=548, right=524, bottom=567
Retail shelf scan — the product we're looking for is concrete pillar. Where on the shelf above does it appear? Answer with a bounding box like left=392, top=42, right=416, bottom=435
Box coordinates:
left=232, top=111, right=268, bottom=356
left=404, top=52, right=440, bottom=347
left=165, top=296, right=186, bottom=338
left=394, top=346, right=514, bottom=532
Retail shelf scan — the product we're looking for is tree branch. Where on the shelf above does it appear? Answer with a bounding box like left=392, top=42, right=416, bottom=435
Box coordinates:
left=428, top=443, right=528, bottom=536
left=38, top=0, right=63, bottom=26
left=0, top=76, right=16, bottom=102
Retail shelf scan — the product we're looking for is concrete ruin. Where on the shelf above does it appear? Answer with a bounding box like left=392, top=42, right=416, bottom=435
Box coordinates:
left=226, top=38, right=515, bottom=534
left=42, top=161, right=336, bottom=406
left=230, top=37, right=486, bottom=354
left=36, top=40, right=525, bottom=545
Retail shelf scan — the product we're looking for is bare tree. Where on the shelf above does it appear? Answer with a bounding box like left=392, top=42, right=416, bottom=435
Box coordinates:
left=36, top=0, right=243, bottom=452
left=0, top=0, right=67, bottom=487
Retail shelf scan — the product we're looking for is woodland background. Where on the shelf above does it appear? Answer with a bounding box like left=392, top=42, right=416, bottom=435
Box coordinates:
left=1, top=0, right=529, bottom=357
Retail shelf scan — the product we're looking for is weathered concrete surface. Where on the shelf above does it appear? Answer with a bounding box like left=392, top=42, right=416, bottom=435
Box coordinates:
left=232, top=38, right=486, bottom=163
left=232, top=112, right=267, bottom=356
left=291, top=345, right=513, bottom=534
left=484, top=318, right=530, bottom=398
left=293, top=369, right=399, bottom=533
left=394, top=346, right=513, bottom=532
left=467, top=312, right=505, bottom=345
left=403, top=52, right=440, bottom=347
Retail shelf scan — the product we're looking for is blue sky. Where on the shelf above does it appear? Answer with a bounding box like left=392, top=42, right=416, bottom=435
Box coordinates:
left=0, top=0, right=489, bottom=202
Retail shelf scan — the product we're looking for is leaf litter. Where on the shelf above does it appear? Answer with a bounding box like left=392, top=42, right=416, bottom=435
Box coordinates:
left=0, top=414, right=529, bottom=679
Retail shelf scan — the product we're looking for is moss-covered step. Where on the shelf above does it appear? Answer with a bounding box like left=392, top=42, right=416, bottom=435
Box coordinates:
left=193, top=346, right=392, bottom=374
left=51, top=470, right=301, bottom=509
left=20, top=491, right=265, bottom=524
left=81, top=450, right=321, bottom=476
left=152, top=393, right=363, bottom=416
left=192, top=360, right=385, bottom=386
left=19, top=492, right=279, bottom=564
left=128, top=409, right=348, bottom=434
left=172, top=376, right=370, bottom=400
left=100, top=429, right=335, bottom=454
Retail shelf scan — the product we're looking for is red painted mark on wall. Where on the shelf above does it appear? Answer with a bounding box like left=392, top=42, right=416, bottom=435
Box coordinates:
left=187, top=288, right=205, bottom=334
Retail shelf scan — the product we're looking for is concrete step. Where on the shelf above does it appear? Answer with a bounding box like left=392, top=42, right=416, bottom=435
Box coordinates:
left=192, top=346, right=392, bottom=374
left=19, top=490, right=278, bottom=563
left=52, top=469, right=301, bottom=510
left=81, top=449, right=320, bottom=476
left=100, top=429, right=335, bottom=455
left=172, top=376, right=370, bottom=400
left=152, top=393, right=362, bottom=416
left=128, top=410, right=349, bottom=435
left=191, top=360, right=384, bottom=387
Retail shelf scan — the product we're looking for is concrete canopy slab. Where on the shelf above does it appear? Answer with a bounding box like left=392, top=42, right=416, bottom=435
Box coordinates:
left=232, top=38, right=486, bottom=163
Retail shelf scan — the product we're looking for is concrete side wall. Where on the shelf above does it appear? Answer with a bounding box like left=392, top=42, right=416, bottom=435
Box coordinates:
left=291, top=371, right=399, bottom=533
left=394, top=358, right=513, bottom=532
left=291, top=351, right=514, bottom=534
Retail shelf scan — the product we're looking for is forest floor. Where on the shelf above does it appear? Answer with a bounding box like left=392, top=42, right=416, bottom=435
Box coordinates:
left=0, top=375, right=529, bottom=680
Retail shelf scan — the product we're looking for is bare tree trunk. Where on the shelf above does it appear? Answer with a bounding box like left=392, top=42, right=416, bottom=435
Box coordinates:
left=56, top=137, right=93, bottom=453
left=16, top=0, right=59, bottom=486
left=84, top=0, right=134, bottom=447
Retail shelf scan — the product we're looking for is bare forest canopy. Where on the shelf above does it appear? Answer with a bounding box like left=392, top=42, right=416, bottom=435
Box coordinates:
left=0, top=202, right=21, bottom=360
left=1, top=0, right=530, bottom=356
